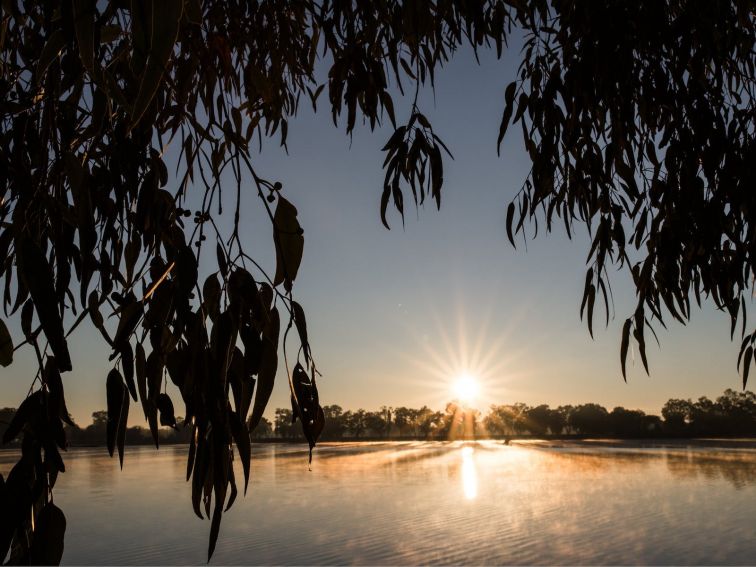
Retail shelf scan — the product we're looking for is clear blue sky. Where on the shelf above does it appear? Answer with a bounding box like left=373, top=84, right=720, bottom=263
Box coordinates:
left=1, top=47, right=746, bottom=426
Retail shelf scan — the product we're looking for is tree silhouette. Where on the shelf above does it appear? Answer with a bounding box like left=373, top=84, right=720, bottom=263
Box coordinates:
left=1, top=0, right=754, bottom=562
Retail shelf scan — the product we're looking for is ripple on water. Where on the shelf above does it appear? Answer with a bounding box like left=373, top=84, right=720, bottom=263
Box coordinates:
left=2, top=441, right=755, bottom=565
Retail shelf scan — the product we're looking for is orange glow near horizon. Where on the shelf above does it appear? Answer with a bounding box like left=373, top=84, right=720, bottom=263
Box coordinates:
left=398, top=297, right=537, bottom=412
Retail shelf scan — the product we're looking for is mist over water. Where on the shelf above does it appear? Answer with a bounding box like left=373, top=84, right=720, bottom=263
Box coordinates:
left=2, top=441, right=755, bottom=565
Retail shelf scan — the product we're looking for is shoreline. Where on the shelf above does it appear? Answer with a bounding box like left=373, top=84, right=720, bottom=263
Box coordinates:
left=2, top=436, right=756, bottom=452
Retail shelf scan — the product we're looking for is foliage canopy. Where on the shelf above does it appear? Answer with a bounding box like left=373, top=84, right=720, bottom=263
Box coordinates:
left=0, top=0, right=754, bottom=562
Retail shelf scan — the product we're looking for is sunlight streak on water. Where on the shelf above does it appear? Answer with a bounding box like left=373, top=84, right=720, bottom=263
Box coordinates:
left=461, top=446, right=478, bottom=500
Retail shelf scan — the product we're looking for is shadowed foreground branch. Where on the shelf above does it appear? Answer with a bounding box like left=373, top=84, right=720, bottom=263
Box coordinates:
left=0, top=0, right=754, bottom=562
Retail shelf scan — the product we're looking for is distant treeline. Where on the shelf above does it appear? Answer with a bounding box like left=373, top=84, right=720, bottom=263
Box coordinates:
left=275, top=388, right=756, bottom=440
left=1, top=389, right=755, bottom=446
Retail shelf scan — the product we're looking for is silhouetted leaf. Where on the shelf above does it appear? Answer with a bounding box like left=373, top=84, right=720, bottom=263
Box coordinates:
left=273, top=198, right=304, bottom=291
left=224, top=458, right=238, bottom=512
left=620, top=319, right=632, bottom=381
left=216, top=243, right=228, bottom=278
left=248, top=307, right=279, bottom=431
left=20, top=299, right=33, bottom=340
left=229, top=410, right=251, bottom=494
left=129, top=0, right=183, bottom=128
left=186, top=425, right=197, bottom=482
left=3, top=391, right=44, bottom=444
left=175, top=245, right=198, bottom=299
left=113, top=298, right=143, bottom=352
left=202, top=273, right=221, bottom=321
left=743, top=346, right=753, bottom=389
left=1, top=462, right=33, bottom=562
left=506, top=202, right=516, bottom=247
left=0, top=318, right=12, bottom=367
left=291, top=362, right=324, bottom=463
left=497, top=81, right=517, bottom=155
left=43, top=358, right=74, bottom=427
left=29, top=502, right=66, bottom=566
left=157, top=393, right=177, bottom=429
left=116, top=388, right=129, bottom=469
left=121, top=344, right=137, bottom=401
left=72, top=0, right=96, bottom=73
left=191, top=429, right=207, bottom=519
left=16, top=237, right=71, bottom=371
left=145, top=352, right=163, bottom=446
left=135, top=343, right=148, bottom=410
left=211, top=310, right=237, bottom=388
left=586, top=284, right=596, bottom=339
left=292, top=301, right=310, bottom=364
left=106, top=370, right=125, bottom=457
left=0, top=473, right=7, bottom=562
left=87, top=291, right=105, bottom=332
left=36, top=30, right=66, bottom=83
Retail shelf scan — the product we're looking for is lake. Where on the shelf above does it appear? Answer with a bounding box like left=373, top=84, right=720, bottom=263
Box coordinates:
left=2, top=440, right=756, bottom=565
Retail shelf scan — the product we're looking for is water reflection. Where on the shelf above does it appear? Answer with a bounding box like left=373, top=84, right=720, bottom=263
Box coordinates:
left=460, top=446, right=477, bottom=500
left=0, top=441, right=754, bottom=565
left=664, top=450, right=756, bottom=489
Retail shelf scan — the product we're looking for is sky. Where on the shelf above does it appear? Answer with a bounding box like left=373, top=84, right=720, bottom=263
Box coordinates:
left=1, top=46, right=748, bottom=426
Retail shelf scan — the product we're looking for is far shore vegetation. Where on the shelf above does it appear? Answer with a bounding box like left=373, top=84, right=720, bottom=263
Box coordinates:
left=3, top=389, right=755, bottom=447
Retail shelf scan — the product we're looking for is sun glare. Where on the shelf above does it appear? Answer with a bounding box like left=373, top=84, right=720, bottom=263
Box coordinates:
left=452, top=374, right=480, bottom=404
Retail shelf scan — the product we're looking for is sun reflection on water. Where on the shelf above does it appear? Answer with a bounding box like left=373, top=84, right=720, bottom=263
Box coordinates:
left=461, top=446, right=478, bottom=500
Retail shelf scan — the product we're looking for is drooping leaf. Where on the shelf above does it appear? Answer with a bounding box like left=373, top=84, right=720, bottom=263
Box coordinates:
left=1, top=462, right=33, bottom=562
left=106, top=370, right=125, bottom=457
left=0, top=473, right=7, bottom=562
left=186, top=425, right=197, bottom=482
left=36, top=30, right=66, bottom=83
left=113, top=298, right=143, bottom=352
left=43, top=357, right=75, bottom=427
left=248, top=307, right=279, bottom=431
left=228, top=347, right=245, bottom=414
left=210, top=310, right=237, bottom=387
left=240, top=323, right=262, bottom=377
left=135, top=343, right=148, bottom=411
left=87, top=291, right=109, bottom=342
left=202, top=273, right=221, bottom=321
left=20, top=299, right=33, bottom=340
left=290, top=362, right=324, bottom=463
left=29, top=502, right=66, bottom=566
left=505, top=202, right=516, bottom=247
left=174, top=245, right=198, bottom=299
left=116, top=388, right=130, bottom=469
left=72, top=0, right=96, bottom=73
left=216, top=243, right=228, bottom=278
left=224, top=457, right=238, bottom=512
left=157, top=393, right=177, bottom=429
left=292, top=301, right=310, bottom=364
left=49, top=416, right=67, bottom=451
left=121, top=344, right=137, bottom=401
left=207, top=432, right=229, bottom=561
left=16, top=237, right=71, bottom=371
left=146, top=351, right=164, bottom=402
left=273, top=198, right=304, bottom=291
left=229, top=409, right=251, bottom=494
left=0, top=318, right=12, bottom=367
left=144, top=351, right=163, bottom=447
left=129, top=0, right=184, bottom=129
left=497, top=81, right=517, bottom=154
left=743, top=346, right=753, bottom=389
left=191, top=428, right=207, bottom=519
left=620, top=318, right=632, bottom=381
left=2, top=391, right=44, bottom=445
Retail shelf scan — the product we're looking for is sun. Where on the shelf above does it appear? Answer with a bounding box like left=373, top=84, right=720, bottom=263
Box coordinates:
left=452, top=374, right=480, bottom=405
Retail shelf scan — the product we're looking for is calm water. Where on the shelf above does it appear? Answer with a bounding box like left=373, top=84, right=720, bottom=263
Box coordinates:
left=2, top=441, right=756, bottom=565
